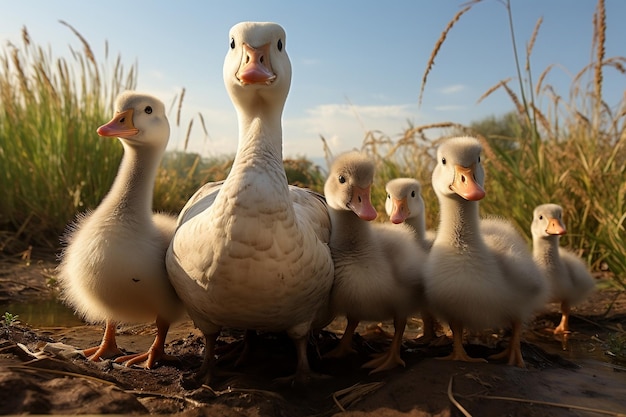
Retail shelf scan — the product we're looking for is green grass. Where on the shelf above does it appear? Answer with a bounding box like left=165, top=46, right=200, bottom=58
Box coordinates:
left=0, top=24, right=134, bottom=250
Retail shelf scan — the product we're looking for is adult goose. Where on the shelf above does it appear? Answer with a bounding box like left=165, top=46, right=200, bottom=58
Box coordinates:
left=423, top=136, right=547, bottom=367
left=57, top=91, right=183, bottom=369
left=531, top=203, right=595, bottom=334
left=323, top=151, right=425, bottom=373
left=385, top=178, right=440, bottom=344
left=166, top=22, right=334, bottom=383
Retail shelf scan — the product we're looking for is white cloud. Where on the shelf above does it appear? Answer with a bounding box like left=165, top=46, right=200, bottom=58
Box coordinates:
left=440, top=84, right=465, bottom=94
left=168, top=101, right=423, bottom=162
left=434, top=104, right=466, bottom=112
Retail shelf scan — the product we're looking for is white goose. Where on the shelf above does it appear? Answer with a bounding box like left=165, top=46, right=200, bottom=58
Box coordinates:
left=323, top=151, right=425, bottom=373
left=531, top=203, right=595, bottom=334
left=166, top=22, right=334, bottom=383
left=385, top=178, right=440, bottom=344
left=424, top=136, right=547, bottom=367
left=57, top=91, right=183, bottom=369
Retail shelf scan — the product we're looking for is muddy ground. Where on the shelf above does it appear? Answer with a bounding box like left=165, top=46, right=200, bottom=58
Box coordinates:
left=1, top=257, right=625, bottom=416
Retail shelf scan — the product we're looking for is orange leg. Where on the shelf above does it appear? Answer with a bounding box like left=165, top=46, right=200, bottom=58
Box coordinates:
left=195, top=331, right=219, bottom=385
left=115, top=316, right=177, bottom=369
left=554, top=301, right=571, bottom=335
left=362, top=316, right=407, bottom=373
left=83, top=319, right=123, bottom=361
left=323, top=317, right=359, bottom=358
left=438, top=320, right=486, bottom=363
left=489, top=320, right=525, bottom=368
left=414, top=310, right=437, bottom=344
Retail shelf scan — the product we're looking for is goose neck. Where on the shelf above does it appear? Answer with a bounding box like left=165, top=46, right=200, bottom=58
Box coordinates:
left=100, top=143, right=161, bottom=217
left=329, top=208, right=370, bottom=251
left=406, top=215, right=427, bottom=242
left=436, top=196, right=482, bottom=247
left=236, top=114, right=283, bottom=160
left=533, top=235, right=560, bottom=267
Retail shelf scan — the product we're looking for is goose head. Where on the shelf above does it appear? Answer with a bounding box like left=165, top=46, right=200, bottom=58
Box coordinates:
left=97, top=91, right=169, bottom=151
left=432, top=136, right=485, bottom=201
left=324, top=151, right=378, bottom=221
left=385, top=178, right=425, bottom=224
left=224, top=22, right=291, bottom=112
left=531, top=203, right=567, bottom=239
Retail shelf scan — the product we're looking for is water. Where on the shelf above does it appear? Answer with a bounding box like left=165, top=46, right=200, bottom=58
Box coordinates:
left=1, top=298, right=84, bottom=328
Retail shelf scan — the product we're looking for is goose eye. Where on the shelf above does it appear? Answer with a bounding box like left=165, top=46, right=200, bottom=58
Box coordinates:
left=539, top=215, right=543, bottom=220
left=387, top=193, right=391, bottom=200
left=144, top=106, right=152, bottom=114
left=478, top=156, right=481, bottom=163
left=441, top=157, right=446, bottom=165
left=411, top=190, right=416, bottom=198
left=230, top=37, right=235, bottom=49
left=338, top=175, right=346, bottom=184
left=277, top=39, right=283, bottom=51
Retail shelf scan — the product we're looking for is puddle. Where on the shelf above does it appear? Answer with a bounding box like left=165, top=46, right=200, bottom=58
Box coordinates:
left=1, top=298, right=84, bottom=328
left=525, top=327, right=623, bottom=368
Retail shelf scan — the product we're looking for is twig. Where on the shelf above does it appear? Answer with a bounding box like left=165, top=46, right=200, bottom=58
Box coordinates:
left=447, top=376, right=473, bottom=417
left=201, top=384, right=285, bottom=401
left=125, top=390, right=204, bottom=407
left=474, top=393, right=625, bottom=416
left=7, top=365, right=118, bottom=386
left=332, top=382, right=385, bottom=412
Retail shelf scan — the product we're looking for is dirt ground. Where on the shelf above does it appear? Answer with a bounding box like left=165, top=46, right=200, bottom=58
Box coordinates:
left=1, top=257, right=625, bottom=416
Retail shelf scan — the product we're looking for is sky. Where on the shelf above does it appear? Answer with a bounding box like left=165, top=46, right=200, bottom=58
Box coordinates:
left=1, top=1, right=625, bottom=164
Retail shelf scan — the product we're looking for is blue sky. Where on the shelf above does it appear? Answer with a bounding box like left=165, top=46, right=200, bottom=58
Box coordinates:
left=1, top=1, right=624, bottom=162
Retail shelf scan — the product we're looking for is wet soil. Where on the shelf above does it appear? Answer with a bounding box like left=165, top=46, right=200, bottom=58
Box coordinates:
left=1, top=258, right=625, bottom=416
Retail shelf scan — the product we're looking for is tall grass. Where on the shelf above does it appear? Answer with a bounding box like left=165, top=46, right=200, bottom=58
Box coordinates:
left=413, top=0, right=624, bottom=288
left=0, top=23, right=136, bottom=251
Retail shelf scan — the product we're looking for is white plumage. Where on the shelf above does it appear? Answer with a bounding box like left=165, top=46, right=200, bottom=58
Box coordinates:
left=323, top=152, right=425, bottom=373
left=531, top=203, right=595, bottom=334
left=57, top=91, right=182, bottom=368
left=166, top=22, right=334, bottom=383
left=423, top=136, right=548, bottom=367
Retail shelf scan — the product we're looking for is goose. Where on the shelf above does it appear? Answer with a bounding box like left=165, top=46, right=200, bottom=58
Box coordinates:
left=323, top=151, right=425, bottom=373
left=531, top=203, right=595, bottom=334
left=166, top=22, right=334, bottom=384
left=385, top=178, right=435, bottom=251
left=423, top=136, right=547, bottom=367
left=385, top=178, right=441, bottom=344
left=57, top=91, right=183, bottom=369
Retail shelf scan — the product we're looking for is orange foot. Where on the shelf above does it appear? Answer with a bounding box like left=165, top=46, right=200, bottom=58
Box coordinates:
left=83, top=344, right=124, bottom=361
left=115, top=349, right=179, bottom=369
left=83, top=319, right=123, bottom=361
left=362, top=350, right=405, bottom=374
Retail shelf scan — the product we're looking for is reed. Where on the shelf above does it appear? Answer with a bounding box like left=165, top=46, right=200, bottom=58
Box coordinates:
left=416, top=0, right=625, bottom=288
left=0, top=24, right=135, bottom=251
left=327, top=0, right=626, bottom=290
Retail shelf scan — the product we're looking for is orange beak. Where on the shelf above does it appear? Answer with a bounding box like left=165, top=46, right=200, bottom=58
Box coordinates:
left=97, top=109, right=139, bottom=138
left=389, top=197, right=409, bottom=224
left=348, top=185, right=377, bottom=221
left=546, top=218, right=567, bottom=235
left=451, top=164, right=485, bottom=201
left=236, top=43, right=276, bottom=85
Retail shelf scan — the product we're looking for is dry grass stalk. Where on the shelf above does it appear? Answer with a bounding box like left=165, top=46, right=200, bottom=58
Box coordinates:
left=447, top=376, right=473, bottom=417
left=593, top=0, right=606, bottom=106
left=418, top=3, right=473, bottom=107
left=525, top=17, right=543, bottom=72
left=535, top=63, right=556, bottom=96
left=477, top=77, right=511, bottom=104
left=332, top=382, right=384, bottom=412
left=58, top=20, right=97, bottom=69
left=183, top=119, right=193, bottom=152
